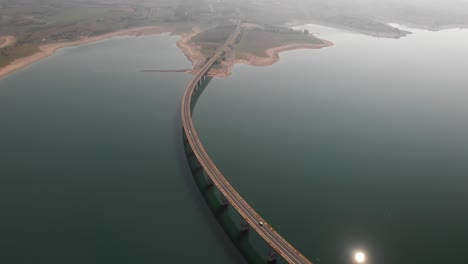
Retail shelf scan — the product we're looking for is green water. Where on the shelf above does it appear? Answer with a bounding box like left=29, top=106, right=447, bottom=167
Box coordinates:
left=0, top=35, right=243, bottom=264
left=193, top=25, right=468, bottom=264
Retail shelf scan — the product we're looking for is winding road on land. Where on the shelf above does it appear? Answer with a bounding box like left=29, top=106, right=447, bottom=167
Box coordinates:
left=181, top=23, right=313, bottom=264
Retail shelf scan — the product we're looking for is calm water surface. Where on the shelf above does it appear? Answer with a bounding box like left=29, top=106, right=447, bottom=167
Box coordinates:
left=0, top=35, right=243, bottom=264
left=1, top=26, right=468, bottom=264
left=193, top=25, right=468, bottom=264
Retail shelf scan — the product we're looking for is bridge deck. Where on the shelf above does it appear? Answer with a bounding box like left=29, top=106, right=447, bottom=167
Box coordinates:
left=181, top=24, right=312, bottom=264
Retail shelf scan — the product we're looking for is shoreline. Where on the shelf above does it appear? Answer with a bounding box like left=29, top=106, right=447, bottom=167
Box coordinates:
left=2, top=26, right=334, bottom=79
left=176, top=29, right=335, bottom=78
left=0, top=26, right=173, bottom=78
left=210, top=39, right=334, bottom=78
left=389, top=22, right=468, bottom=32
left=287, top=20, right=410, bottom=38
left=175, top=29, right=205, bottom=75
left=236, top=39, right=334, bottom=67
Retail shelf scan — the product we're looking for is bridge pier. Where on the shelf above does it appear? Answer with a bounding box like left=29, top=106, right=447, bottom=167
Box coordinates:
left=187, top=151, right=195, bottom=158
left=266, top=247, right=278, bottom=264
left=205, top=176, right=214, bottom=188
left=220, top=193, right=229, bottom=208
left=192, top=165, right=203, bottom=175
left=181, top=23, right=312, bottom=264
left=240, top=218, right=249, bottom=233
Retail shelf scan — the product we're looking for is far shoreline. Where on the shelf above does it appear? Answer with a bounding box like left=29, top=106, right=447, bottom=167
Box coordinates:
left=237, top=39, right=333, bottom=67
left=0, top=26, right=174, bottom=78
left=208, top=39, right=334, bottom=78
left=1, top=25, right=335, bottom=79
left=176, top=26, right=335, bottom=78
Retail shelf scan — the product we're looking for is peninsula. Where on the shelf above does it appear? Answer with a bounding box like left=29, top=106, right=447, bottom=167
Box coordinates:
left=1, top=23, right=333, bottom=78
left=2, top=0, right=468, bottom=78
left=178, top=24, right=333, bottom=77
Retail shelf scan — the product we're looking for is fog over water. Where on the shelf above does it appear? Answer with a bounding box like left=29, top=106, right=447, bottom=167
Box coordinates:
left=293, top=24, right=468, bottom=131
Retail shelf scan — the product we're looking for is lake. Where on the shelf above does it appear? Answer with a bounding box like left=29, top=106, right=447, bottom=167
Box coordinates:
left=193, top=24, right=468, bottom=264
left=0, top=35, right=244, bottom=264
left=1, top=25, right=467, bottom=264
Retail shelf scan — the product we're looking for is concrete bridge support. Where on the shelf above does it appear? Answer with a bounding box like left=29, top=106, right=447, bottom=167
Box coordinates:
left=267, top=247, right=279, bottom=264
left=220, top=193, right=229, bottom=208
left=186, top=151, right=195, bottom=158
left=192, top=165, right=204, bottom=175
left=240, top=217, right=250, bottom=233
left=181, top=24, right=310, bottom=264
left=189, top=76, right=212, bottom=113
left=205, top=175, right=214, bottom=188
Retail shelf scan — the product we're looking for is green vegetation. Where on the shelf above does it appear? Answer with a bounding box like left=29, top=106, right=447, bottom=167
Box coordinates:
left=2, top=0, right=468, bottom=71
left=0, top=0, right=208, bottom=66
left=0, top=45, right=39, bottom=68
left=1, top=2, right=154, bottom=44
left=190, top=25, right=236, bottom=56
left=191, top=26, right=234, bottom=44
left=189, top=24, right=324, bottom=60
left=236, top=27, right=323, bottom=58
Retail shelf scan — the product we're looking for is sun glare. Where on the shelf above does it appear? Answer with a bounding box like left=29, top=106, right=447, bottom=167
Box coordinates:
left=354, top=251, right=366, bottom=263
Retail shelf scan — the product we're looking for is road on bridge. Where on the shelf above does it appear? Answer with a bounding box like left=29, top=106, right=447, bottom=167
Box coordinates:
left=181, top=23, right=313, bottom=264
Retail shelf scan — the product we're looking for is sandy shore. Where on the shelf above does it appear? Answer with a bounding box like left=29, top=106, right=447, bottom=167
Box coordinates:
left=175, top=30, right=205, bottom=75
left=1, top=26, right=334, bottom=79
left=0, top=35, right=16, bottom=49
left=236, top=39, right=333, bottom=67
left=209, top=39, right=334, bottom=78
left=0, top=26, right=170, bottom=78
left=176, top=29, right=334, bottom=78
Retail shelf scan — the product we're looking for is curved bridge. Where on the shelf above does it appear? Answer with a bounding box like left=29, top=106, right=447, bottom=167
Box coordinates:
left=181, top=24, right=312, bottom=264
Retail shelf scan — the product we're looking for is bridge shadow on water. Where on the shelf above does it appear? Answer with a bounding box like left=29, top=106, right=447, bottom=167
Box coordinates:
left=173, top=79, right=245, bottom=264
left=179, top=77, right=288, bottom=264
